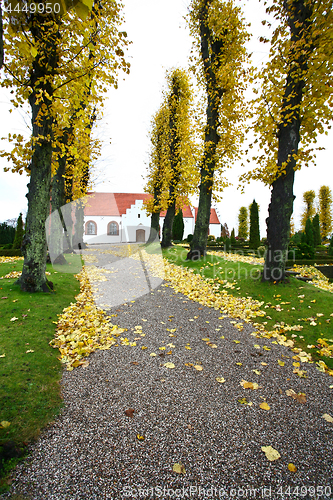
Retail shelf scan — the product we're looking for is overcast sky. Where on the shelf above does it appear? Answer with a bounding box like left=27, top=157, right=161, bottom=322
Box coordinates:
left=0, top=0, right=332, bottom=237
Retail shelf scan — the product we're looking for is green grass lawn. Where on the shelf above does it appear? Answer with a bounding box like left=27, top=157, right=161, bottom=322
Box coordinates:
left=0, top=256, right=81, bottom=492
left=163, top=246, right=333, bottom=370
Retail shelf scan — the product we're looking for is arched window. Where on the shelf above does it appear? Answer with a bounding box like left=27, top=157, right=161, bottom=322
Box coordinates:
left=108, top=221, right=119, bottom=235
left=85, top=220, right=97, bottom=235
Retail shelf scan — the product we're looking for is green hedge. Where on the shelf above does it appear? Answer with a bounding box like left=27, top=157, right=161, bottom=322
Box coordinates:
left=0, top=249, right=22, bottom=257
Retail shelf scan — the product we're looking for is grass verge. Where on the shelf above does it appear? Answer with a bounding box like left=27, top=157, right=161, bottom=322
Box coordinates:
left=0, top=256, right=81, bottom=493
left=162, top=246, right=333, bottom=371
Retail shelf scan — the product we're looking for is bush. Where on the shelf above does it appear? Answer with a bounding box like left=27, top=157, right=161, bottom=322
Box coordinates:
left=257, top=245, right=266, bottom=257
left=207, top=235, right=215, bottom=241
left=293, top=242, right=315, bottom=260
left=187, top=234, right=193, bottom=243
left=207, top=240, right=217, bottom=246
left=0, top=249, right=22, bottom=257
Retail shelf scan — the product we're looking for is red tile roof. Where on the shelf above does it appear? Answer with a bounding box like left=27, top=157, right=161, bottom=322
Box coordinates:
left=194, top=207, right=220, bottom=224
left=160, top=205, right=193, bottom=218
left=84, top=193, right=194, bottom=218
left=84, top=193, right=152, bottom=216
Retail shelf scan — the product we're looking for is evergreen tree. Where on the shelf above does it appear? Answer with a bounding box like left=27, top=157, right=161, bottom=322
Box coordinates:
left=172, top=209, right=185, bottom=241
left=0, top=222, right=15, bottom=245
left=12, top=213, right=24, bottom=250
left=312, top=213, right=321, bottom=247
left=302, top=218, right=314, bottom=249
left=249, top=200, right=260, bottom=249
left=230, top=228, right=236, bottom=246
left=238, top=207, right=248, bottom=239
left=319, top=185, right=333, bottom=240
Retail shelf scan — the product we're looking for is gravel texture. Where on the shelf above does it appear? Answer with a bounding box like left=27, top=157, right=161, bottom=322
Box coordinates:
left=2, top=245, right=333, bottom=500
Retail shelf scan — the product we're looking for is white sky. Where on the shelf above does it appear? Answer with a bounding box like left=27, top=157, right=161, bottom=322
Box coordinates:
left=0, top=0, right=332, bottom=237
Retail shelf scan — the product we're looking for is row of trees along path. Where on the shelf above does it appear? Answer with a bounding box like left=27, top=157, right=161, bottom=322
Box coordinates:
left=2, top=0, right=333, bottom=290
left=146, top=0, right=332, bottom=283
left=1, top=0, right=129, bottom=291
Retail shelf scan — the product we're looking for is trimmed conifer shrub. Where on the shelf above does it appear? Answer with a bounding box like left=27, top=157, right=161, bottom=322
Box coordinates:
left=249, top=200, right=260, bottom=249
left=12, top=213, right=25, bottom=249
left=172, top=209, right=184, bottom=241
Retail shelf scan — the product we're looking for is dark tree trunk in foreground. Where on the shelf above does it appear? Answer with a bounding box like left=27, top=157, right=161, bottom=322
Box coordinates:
left=161, top=73, right=182, bottom=249
left=147, top=211, right=160, bottom=244
left=262, top=0, right=312, bottom=282
left=161, top=199, right=176, bottom=248
left=187, top=160, right=214, bottom=259
left=148, top=172, right=163, bottom=244
left=18, top=16, right=59, bottom=292
left=187, top=0, right=222, bottom=260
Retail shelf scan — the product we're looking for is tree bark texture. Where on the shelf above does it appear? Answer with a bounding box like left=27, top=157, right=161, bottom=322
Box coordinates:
left=187, top=0, right=222, bottom=260
left=263, top=0, right=313, bottom=281
left=161, top=199, right=176, bottom=248
left=147, top=211, right=160, bottom=244
left=18, top=16, right=59, bottom=292
left=161, top=75, right=182, bottom=248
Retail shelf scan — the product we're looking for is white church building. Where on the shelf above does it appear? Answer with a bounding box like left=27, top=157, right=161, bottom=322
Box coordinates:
left=83, top=192, right=221, bottom=244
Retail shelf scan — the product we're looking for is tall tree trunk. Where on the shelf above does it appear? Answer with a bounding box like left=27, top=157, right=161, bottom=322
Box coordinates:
left=161, top=199, right=176, bottom=248
left=187, top=0, right=222, bottom=261
left=188, top=159, right=214, bottom=259
left=262, top=0, right=312, bottom=282
left=147, top=211, right=160, bottom=244
left=160, top=75, right=182, bottom=248
left=18, top=16, right=59, bottom=292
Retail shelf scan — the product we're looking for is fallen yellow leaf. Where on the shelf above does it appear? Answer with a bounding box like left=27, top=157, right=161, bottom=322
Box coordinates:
left=0, top=421, right=11, bottom=429
left=259, top=402, right=270, bottom=411
left=261, top=446, right=281, bottom=461
left=278, top=360, right=285, bottom=366
left=322, top=413, right=333, bottom=422
left=173, top=462, right=186, bottom=474
left=164, top=362, right=175, bottom=369
left=216, top=377, right=226, bottom=383
left=241, top=380, right=259, bottom=390
left=288, top=463, right=297, bottom=472
left=194, top=365, right=203, bottom=371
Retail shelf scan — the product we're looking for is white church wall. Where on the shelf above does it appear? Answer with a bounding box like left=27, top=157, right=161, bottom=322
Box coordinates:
left=209, top=224, right=221, bottom=239
left=83, top=215, right=122, bottom=244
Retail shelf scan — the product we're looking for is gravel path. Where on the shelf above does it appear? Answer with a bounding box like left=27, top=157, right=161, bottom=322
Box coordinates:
left=2, top=245, right=333, bottom=500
